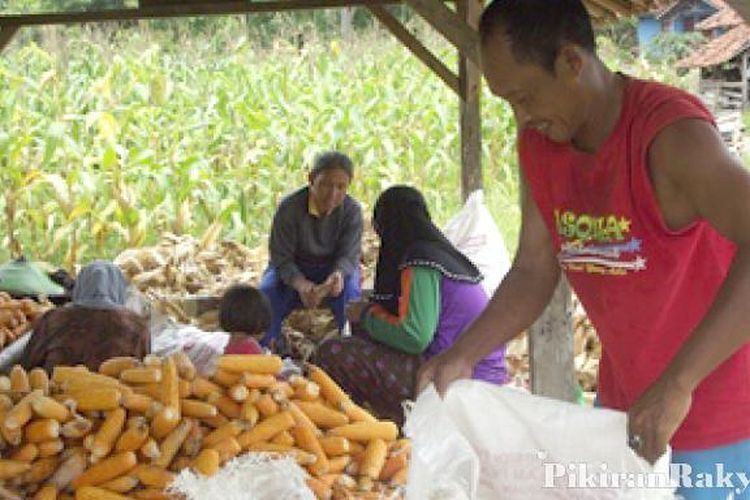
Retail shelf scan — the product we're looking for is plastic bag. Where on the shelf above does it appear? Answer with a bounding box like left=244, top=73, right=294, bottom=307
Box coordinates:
left=404, top=381, right=674, bottom=500
left=443, top=190, right=511, bottom=297
left=0, top=333, right=30, bottom=373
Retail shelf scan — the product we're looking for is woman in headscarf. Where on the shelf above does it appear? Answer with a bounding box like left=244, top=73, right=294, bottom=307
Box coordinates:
left=22, top=261, right=150, bottom=373
left=316, top=186, right=508, bottom=424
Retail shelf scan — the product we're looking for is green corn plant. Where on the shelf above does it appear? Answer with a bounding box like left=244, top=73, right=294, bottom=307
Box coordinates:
left=0, top=20, right=700, bottom=266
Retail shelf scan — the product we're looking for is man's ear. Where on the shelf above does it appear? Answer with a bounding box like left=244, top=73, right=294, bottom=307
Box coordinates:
left=555, top=43, right=584, bottom=82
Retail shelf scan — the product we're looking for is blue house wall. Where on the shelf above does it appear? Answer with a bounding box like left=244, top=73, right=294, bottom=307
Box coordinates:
left=638, top=16, right=662, bottom=48
left=638, top=1, right=717, bottom=52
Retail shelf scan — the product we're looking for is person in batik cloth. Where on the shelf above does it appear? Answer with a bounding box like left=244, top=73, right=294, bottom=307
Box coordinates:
left=316, top=186, right=508, bottom=424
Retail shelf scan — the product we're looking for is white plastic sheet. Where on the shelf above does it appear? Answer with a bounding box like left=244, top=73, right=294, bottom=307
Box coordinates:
left=169, top=453, right=315, bottom=500
left=404, top=381, right=674, bottom=500
left=150, top=317, right=228, bottom=376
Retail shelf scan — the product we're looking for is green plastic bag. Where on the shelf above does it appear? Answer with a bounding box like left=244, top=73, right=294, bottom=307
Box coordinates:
left=0, top=258, right=65, bottom=297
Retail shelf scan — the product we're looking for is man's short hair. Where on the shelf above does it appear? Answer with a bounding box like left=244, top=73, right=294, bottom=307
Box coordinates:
left=219, top=284, right=271, bottom=335
left=310, top=151, right=354, bottom=180
left=479, top=0, right=596, bottom=72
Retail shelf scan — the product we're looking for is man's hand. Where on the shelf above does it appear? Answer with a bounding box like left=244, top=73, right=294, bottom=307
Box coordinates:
left=416, top=346, right=476, bottom=397
left=346, top=300, right=369, bottom=324
left=627, top=375, right=693, bottom=464
left=324, top=271, right=345, bottom=298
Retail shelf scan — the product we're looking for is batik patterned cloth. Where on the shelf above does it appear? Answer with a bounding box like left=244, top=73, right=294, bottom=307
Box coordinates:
left=315, top=335, right=420, bottom=426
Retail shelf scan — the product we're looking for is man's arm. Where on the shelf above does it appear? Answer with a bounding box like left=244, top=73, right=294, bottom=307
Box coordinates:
left=629, top=118, right=750, bottom=462
left=417, top=174, right=561, bottom=395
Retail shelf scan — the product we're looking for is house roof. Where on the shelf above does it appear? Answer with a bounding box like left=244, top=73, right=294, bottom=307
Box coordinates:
left=696, top=0, right=744, bottom=29
left=654, top=0, right=712, bottom=18
left=654, top=1, right=679, bottom=18
left=654, top=0, right=723, bottom=19
left=677, top=23, right=750, bottom=67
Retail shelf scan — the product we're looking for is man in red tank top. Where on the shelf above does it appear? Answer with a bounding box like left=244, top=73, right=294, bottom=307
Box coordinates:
left=417, top=1, right=750, bottom=498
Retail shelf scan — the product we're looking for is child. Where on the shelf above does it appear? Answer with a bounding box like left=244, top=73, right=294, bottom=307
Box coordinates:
left=220, top=284, right=271, bottom=355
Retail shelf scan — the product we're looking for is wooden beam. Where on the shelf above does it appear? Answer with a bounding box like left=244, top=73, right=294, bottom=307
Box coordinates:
left=0, top=0, right=400, bottom=26
left=457, top=0, right=482, bottom=199
left=529, top=277, right=576, bottom=403
left=369, top=6, right=459, bottom=95
left=582, top=1, right=612, bottom=21
left=725, top=0, right=750, bottom=25
left=0, top=24, right=19, bottom=52
left=586, top=0, right=633, bottom=16
left=140, top=0, right=234, bottom=5
left=629, top=0, right=649, bottom=9
left=404, top=0, right=480, bottom=65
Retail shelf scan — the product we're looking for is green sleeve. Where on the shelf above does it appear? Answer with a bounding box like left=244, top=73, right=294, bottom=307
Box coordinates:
left=362, top=266, right=441, bottom=354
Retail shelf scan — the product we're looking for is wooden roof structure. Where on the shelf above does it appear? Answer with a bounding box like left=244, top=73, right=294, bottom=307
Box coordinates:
left=1, top=1, right=662, bottom=53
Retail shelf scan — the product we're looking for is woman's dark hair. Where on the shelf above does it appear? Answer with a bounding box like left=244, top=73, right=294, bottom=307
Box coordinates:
left=479, top=0, right=595, bottom=72
left=219, top=284, right=271, bottom=335
left=310, top=151, right=354, bottom=180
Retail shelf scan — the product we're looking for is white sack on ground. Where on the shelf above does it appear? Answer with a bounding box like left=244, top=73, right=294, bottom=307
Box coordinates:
left=443, top=190, right=511, bottom=297
left=404, top=381, right=674, bottom=500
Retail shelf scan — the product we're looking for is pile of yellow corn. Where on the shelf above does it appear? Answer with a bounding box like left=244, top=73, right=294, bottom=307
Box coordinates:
left=0, top=354, right=409, bottom=499
left=0, top=293, right=52, bottom=350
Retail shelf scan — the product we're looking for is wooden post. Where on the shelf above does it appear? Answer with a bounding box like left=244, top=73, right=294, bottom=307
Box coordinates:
left=341, top=6, right=355, bottom=41
left=529, top=277, right=577, bottom=402
left=457, top=0, right=483, bottom=201
left=742, top=52, right=749, bottom=108
left=0, top=25, right=20, bottom=53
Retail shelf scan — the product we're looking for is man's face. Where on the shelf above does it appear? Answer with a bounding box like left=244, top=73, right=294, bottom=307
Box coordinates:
left=309, top=168, right=350, bottom=216
left=481, top=36, right=584, bottom=144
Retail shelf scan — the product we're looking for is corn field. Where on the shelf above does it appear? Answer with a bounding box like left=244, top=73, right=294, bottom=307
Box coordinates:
left=0, top=17, right=696, bottom=269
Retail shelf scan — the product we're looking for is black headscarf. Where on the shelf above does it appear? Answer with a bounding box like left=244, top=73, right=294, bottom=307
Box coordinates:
left=372, top=186, right=482, bottom=315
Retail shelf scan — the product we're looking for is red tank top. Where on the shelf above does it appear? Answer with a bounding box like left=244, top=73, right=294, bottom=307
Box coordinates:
left=520, top=77, right=750, bottom=450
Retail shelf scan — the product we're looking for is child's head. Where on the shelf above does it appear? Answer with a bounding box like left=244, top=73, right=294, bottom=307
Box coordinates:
left=219, top=284, right=271, bottom=338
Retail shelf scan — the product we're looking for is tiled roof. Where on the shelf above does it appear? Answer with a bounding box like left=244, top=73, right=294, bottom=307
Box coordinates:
left=677, top=23, right=750, bottom=67
left=654, top=1, right=679, bottom=18
left=696, top=1, right=744, bottom=29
